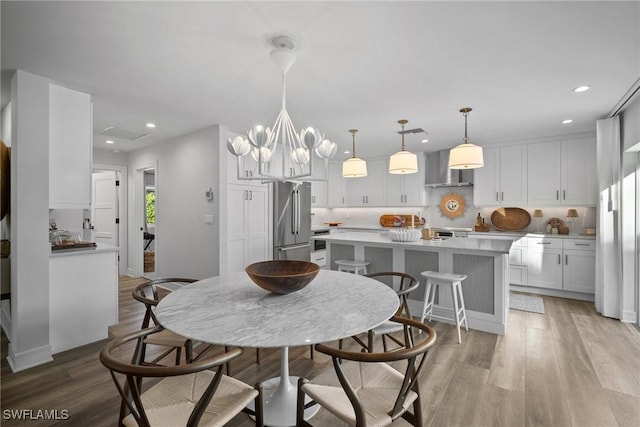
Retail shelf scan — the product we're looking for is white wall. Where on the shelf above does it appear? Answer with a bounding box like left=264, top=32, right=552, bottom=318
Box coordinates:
left=127, top=125, right=221, bottom=279
left=93, top=148, right=128, bottom=166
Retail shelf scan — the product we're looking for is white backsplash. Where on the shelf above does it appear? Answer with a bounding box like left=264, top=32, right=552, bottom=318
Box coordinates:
left=312, top=185, right=596, bottom=234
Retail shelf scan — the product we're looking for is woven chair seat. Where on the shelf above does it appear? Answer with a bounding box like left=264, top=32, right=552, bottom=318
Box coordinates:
left=302, top=361, right=417, bottom=427
left=122, top=370, right=258, bottom=427
left=143, top=328, right=191, bottom=347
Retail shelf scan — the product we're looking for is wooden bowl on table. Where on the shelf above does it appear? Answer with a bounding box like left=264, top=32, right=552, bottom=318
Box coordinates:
left=246, top=260, right=320, bottom=295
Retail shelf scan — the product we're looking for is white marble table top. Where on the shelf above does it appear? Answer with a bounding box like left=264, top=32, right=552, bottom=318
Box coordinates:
left=155, top=269, right=399, bottom=348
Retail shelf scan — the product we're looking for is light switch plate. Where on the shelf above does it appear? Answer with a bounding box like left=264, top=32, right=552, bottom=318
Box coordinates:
left=204, top=214, right=214, bottom=224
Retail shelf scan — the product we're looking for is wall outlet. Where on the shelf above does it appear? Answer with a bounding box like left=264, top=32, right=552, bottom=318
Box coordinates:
left=204, top=214, right=214, bottom=225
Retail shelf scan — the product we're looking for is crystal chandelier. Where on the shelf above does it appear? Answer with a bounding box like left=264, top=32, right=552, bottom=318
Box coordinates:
left=227, top=34, right=336, bottom=182
left=449, top=107, right=484, bottom=169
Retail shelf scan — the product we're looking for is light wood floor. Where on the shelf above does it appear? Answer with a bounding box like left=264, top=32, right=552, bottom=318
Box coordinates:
left=1, top=276, right=639, bottom=426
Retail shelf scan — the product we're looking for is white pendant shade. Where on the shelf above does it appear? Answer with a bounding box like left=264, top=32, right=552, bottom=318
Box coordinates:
left=389, top=150, right=418, bottom=174
left=343, top=157, right=368, bottom=178
left=448, top=143, right=484, bottom=169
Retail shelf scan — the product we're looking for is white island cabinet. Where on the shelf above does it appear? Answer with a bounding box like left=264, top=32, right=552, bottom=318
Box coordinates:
left=323, top=232, right=512, bottom=335
left=49, top=245, right=118, bottom=353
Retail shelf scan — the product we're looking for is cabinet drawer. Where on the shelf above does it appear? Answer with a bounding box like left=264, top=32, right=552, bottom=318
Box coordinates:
left=311, top=250, right=327, bottom=267
left=563, top=239, right=595, bottom=251
left=527, top=237, right=562, bottom=250
left=509, top=266, right=527, bottom=285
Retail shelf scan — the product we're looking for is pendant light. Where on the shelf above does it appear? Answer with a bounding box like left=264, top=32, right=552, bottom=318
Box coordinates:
left=342, top=129, right=367, bottom=178
left=449, top=107, right=484, bottom=169
left=389, top=119, right=418, bottom=174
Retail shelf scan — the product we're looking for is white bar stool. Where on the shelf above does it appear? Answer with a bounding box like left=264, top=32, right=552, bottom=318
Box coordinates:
left=420, top=270, right=468, bottom=343
left=334, top=259, right=369, bottom=275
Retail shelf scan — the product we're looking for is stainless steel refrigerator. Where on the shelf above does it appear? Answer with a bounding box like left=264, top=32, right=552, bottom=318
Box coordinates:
left=273, top=181, right=311, bottom=261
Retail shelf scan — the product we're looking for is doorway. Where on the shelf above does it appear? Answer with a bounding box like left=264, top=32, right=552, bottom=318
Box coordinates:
left=142, top=169, right=156, bottom=278
left=92, top=164, right=127, bottom=275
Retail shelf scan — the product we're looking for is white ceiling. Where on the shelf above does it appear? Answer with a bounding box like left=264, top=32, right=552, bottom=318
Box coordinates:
left=2, top=1, right=639, bottom=160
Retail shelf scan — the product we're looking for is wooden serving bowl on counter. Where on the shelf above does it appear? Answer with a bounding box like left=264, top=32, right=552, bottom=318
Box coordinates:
left=246, top=260, right=320, bottom=295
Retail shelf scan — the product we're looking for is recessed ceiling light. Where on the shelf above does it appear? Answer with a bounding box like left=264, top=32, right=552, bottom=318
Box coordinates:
left=344, top=151, right=350, bottom=154
left=112, top=149, right=120, bottom=153
left=146, top=123, right=156, bottom=128
left=105, top=140, right=114, bottom=144
left=573, top=85, right=590, bottom=93
left=562, top=119, right=573, bottom=124
left=421, top=139, right=429, bottom=143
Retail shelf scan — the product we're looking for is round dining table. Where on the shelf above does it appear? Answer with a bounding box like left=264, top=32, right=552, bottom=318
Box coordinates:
left=156, top=269, right=399, bottom=427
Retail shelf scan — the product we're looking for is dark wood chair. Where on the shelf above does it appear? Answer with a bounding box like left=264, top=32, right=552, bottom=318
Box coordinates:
left=297, top=316, right=436, bottom=427
left=342, top=271, right=420, bottom=353
left=100, top=327, right=263, bottom=427
left=132, top=278, right=213, bottom=366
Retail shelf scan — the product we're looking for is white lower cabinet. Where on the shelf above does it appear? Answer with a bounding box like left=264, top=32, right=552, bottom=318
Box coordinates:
left=562, top=239, right=596, bottom=293
left=508, top=237, right=528, bottom=285
left=526, top=236, right=595, bottom=294
left=227, top=184, right=270, bottom=273
left=50, top=249, right=118, bottom=353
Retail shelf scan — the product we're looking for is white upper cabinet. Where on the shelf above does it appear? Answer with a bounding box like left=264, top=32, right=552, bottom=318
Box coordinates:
left=49, top=84, right=92, bottom=209
left=327, top=161, right=346, bottom=207
left=311, top=180, right=328, bottom=207
left=345, top=159, right=387, bottom=206
left=474, top=145, right=527, bottom=206
left=527, top=138, right=596, bottom=206
left=386, top=153, right=425, bottom=206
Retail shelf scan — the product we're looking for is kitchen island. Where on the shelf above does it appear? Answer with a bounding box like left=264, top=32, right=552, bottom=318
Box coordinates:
left=323, top=231, right=514, bottom=334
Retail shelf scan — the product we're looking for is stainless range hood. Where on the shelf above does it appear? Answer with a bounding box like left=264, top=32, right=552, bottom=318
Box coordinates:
left=424, top=150, right=474, bottom=187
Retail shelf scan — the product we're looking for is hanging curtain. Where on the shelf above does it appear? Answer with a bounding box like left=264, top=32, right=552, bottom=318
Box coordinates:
left=596, top=116, right=623, bottom=318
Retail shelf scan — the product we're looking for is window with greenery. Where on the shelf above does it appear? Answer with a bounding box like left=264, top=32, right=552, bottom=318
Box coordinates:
left=146, top=190, right=156, bottom=224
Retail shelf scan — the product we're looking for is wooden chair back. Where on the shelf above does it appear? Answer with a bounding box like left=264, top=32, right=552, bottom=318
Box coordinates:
left=312, top=316, right=436, bottom=425
left=100, top=327, right=249, bottom=427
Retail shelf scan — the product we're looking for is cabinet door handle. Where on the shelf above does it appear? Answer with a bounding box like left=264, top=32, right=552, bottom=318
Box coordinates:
left=565, top=254, right=568, bottom=265
left=558, top=254, right=561, bottom=264
left=496, top=192, right=499, bottom=201
left=366, top=196, right=369, bottom=203
left=342, top=196, right=344, bottom=204
left=501, top=192, right=504, bottom=201
left=244, top=190, right=248, bottom=200
left=575, top=243, right=590, bottom=247
left=249, top=190, right=253, bottom=200
left=537, top=242, right=551, bottom=245
left=563, top=190, right=566, bottom=200
left=363, top=196, right=365, bottom=204
left=556, top=190, right=559, bottom=200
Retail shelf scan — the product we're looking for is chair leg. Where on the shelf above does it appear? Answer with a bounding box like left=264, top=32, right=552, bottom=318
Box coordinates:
left=452, top=282, right=462, bottom=344
left=224, top=345, right=231, bottom=376
left=175, top=347, right=182, bottom=365
left=256, top=348, right=261, bottom=364
left=255, top=382, right=264, bottom=427
left=456, top=281, right=468, bottom=331
left=420, top=280, right=433, bottom=324
left=309, top=345, right=314, bottom=359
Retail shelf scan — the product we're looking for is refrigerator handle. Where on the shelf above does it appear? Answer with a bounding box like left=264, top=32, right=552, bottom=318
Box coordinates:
left=295, top=189, right=301, bottom=234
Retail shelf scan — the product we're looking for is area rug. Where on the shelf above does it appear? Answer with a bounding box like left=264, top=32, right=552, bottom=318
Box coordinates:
left=510, top=293, right=545, bottom=314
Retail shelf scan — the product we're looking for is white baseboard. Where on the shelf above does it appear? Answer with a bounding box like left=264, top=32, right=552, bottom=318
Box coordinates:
left=7, top=343, right=53, bottom=373
left=621, top=309, right=637, bottom=323
left=510, top=285, right=594, bottom=302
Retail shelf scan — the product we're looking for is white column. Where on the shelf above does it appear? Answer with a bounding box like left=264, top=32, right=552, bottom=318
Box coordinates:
left=8, top=70, right=53, bottom=371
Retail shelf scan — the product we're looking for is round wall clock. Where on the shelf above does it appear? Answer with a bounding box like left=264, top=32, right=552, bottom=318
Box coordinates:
left=439, top=192, right=466, bottom=218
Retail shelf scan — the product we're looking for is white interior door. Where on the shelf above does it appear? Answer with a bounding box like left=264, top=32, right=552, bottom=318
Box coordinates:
left=92, top=171, right=118, bottom=246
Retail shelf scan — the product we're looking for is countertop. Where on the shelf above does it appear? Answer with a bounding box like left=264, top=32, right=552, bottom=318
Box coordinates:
left=468, top=231, right=596, bottom=240
left=50, top=243, right=119, bottom=258
left=323, top=231, right=513, bottom=254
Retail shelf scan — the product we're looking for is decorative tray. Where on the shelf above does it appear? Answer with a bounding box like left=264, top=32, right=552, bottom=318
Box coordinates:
left=490, top=207, right=531, bottom=231
left=51, top=240, right=97, bottom=251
